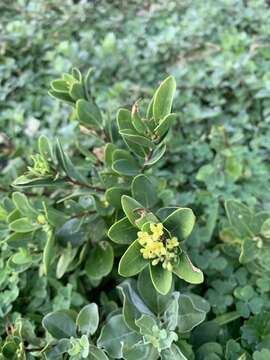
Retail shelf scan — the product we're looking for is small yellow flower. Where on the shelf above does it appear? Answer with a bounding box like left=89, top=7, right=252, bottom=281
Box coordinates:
left=138, top=231, right=152, bottom=246
left=137, top=222, right=180, bottom=272
left=150, top=222, right=164, bottom=241
left=166, top=236, right=179, bottom=250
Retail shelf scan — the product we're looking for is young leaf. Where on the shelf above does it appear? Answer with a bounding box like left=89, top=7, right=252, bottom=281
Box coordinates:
left=144, top=143, right=166, bottom=167
left=9, top=218, right=40, bottom=233
left=55, top=138, right=88, bottom=185
left=161, top=344, right=188, bottom=360
left=43, top=231, right=55, bottom=275
left=153, top=76, right=176, bottom=123
left=76, top=303, right=99, bottom=336
left=12, top=192, right=38, bottom=220
left=154, top=113, right=177, bottom=138
left=76, top=98, right=102, bottom=129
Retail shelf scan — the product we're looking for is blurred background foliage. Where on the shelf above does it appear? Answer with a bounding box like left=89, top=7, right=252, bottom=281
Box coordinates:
left=1, top=0, right=270, bottom=357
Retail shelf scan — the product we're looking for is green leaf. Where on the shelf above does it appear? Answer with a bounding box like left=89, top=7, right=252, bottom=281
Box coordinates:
left=104, top=143, right=118, bottom=167
left=43, top=231, right=55, bottom=275
left=178, top=294, right=207, bottom=333
left=112, top=159, right=140, bottom=176
left=150, top=264, right=172, bottom=295
left=97, top=314, right=140, bottom=359
left=118, top=279, right=153, bottom=332
left=76, top=303, right=99, bottom=335
left=121, top=195, right=158, bottom=229
left=135, top=314, right=157, bottom=336
left=12, top=175, right=65, bottom=188
left=225, top=200, right=255, bottom=238
left=108, top=217, right=137, bottom=244
left=131, top=175, right=159, bottom=208
left=153, top=76, right=176, bottom=123
left=12, top=192, right=38, bottom=219
left=138, top=268, right=173, bottom=315
left=119, top=129, right=154, bottom=148
left=119, top=240, right=148, bottom=277
left=136, top=314, right=178, bottom=351
left=42, top=310, right=76, bottom=339
left=154, top=113, right=177, bottom=137
left=55, top=138, right=88, bottom=185
left=117, top=108, right=134, bottom=130
left=51, top=79, right=69, bottom=92
left=56, top=245, right=77, bottom=279
left=163, top=292, right=180, bottom=331
left=163, top=208, right=195, bottom=239
left=85, top=242, right=114, bottom=280
left=261, top=217, right=270, bottom=239
left=38, top=135, right=54, bottom=162
left=144, top=143, right=166, bottom=167
left=48, top=89, right=74, bottom=104
left=9, top=218, right=40, bottom=233
left=131, top=103, right=147, bottom=134
left=105, top=187, right=129, bottom=209
left=253, top=349, right=270, bottom=360
left=117, top=109, right=147, bottom=158
left=123, top=343, right=158, bottom=360
left=6, top=232, right=32, bottom=249
left=69, top=81, right=85, bottom=101
left=88, top=346, right=109, bottom=360
left=76, top=98, right=102, bottom=129
left=173, top=252, right=203, bottom=284
left=161, top=344, right=188, bottom=360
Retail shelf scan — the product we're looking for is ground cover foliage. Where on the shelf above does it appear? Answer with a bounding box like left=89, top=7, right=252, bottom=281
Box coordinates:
left=1, top=0, right=270, bottom=358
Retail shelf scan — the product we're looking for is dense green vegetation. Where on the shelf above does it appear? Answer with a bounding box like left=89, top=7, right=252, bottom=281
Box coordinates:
left=1, top=0, right=270, bottom=358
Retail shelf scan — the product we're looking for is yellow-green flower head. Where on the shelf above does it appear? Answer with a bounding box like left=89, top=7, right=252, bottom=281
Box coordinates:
left=137, top=222, right=180, bottom=271
left=150, top=222, right=164, bottom=241
left=167, top=237, right=179, bottom=250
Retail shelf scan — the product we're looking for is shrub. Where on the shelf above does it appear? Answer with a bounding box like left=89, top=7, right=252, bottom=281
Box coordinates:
left=1, top=1, right=270, bottom=358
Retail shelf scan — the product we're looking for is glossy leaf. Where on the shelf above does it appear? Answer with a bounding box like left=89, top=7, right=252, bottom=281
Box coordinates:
left=173, top=252, right=204, bottom=284
left=85, top=242, right=114, bottom=280
left=163, top=208, right=195, bottom=239
left=108, top=217, right=137, bottom=244
left=153, top=76, right=176, bottom=122
left=131, top=175, right=159, bottom=208
left=138, top=268, right=173, bottom=315
left=121, top=195, right=158, bottom=229
left=150, top=264, right=173, bottom=295
left=118, top=240, right=148, bottom=277
left=76, top=98, right=102, bottom=129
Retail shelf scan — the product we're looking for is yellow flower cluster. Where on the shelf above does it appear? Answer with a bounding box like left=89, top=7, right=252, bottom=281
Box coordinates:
left=138, top=223, right=179, bottom=271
